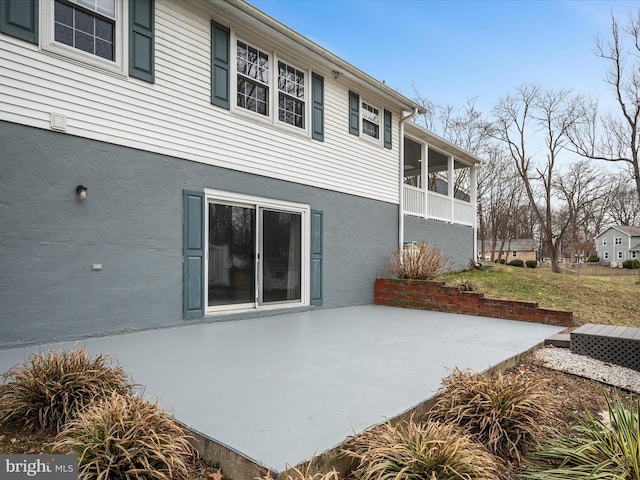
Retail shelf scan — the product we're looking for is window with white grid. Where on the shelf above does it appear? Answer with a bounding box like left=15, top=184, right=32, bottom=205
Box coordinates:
left=361, top=102, right=380, bottom=139
left=236, top=41, right=270, bottom=116
left=277, top=61, right=305, bottom=129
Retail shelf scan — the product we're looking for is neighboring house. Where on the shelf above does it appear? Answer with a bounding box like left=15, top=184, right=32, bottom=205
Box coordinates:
left=0, top=0, right=480, bottom=348
left=595, top=226, right=640, bottom=265
left=477, top=239, right=537, bottom=263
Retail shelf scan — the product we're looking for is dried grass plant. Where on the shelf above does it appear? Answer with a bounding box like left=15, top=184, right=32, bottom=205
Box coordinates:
left=524, top=394, right=640, bottom=479
left=54, top=391, right=194, bottom=480
left=342, top=419, right=502, bottom=480
left=258, top=463, right=340, bottom=480
left=386, top=242, right=450, bottom=280
left=0, top=348, right=133, bottom=433
left=428, top=369, right=558, bottom=463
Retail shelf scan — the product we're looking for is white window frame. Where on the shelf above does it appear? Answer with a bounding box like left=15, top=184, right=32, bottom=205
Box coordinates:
left=614, top=237, right=623, bottom=245
left=512, top=251, right=518, bottom=257
left=604, top=251, right=609, bottom=260
left=602, top=238, right=608, bottom=246
left=231, top=34, right=311, bottom=137
left=203, top=189, right=310, bottom=315
left=617, top=251, right=624, bottom=260
left=632, top=251, right=637, bottom=259
left=40, top=0, right=127, bottom=76
left=361, top=99, right=382, bottom=143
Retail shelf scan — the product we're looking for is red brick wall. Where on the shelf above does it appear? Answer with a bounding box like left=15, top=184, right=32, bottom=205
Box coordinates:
left=374, top=278, right=573, bottom=327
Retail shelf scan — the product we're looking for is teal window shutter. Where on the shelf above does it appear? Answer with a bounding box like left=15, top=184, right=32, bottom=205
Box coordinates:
left=383, top=109, right=392, bottom=149
left=0, top=0, right=38, bottom=44
left=211, top=20, right=230, bottom=109
left=349, top=91, right=359, bottom=136
left=310, top=209, right=323, bottom=306
left=129, top=0, right=155, bottom=83
left=311, top=72, right=324, bottom=141
left=183, top=190, right=205, bottom=318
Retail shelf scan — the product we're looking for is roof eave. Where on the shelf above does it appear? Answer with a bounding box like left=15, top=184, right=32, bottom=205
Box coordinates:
left=208, top=0, right=423, bottom=113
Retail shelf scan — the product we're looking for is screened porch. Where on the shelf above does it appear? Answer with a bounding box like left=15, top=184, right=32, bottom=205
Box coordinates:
left=402, top=125, right=480, bottom=227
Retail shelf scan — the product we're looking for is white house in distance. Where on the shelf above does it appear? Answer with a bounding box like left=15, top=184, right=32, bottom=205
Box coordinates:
left=0, top=0, right=480, bottom=348
left=595, top=225, right=640, bottom=265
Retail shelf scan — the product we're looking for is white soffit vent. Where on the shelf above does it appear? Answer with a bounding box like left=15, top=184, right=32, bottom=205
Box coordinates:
left=50, top=112, right=67, bottom=131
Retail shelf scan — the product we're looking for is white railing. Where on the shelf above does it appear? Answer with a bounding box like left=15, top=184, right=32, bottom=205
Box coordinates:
left=403, top=185, right=425, bottom=216
left=427, top=192, right=451, bottom=221
left=403, top=187, right=475, bottom=227
left=453, top=199, right=475, bottom=226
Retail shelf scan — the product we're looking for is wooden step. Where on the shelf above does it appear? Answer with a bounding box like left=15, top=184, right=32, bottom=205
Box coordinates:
left=544, top=333, right=570, bottom=348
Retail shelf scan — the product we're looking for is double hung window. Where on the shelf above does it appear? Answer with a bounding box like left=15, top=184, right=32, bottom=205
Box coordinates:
left=235, top=40, right=307, bottom=130
left=615, top=237, right=623, bottom=245
left=236, top=41, right=270, bottom=116
left=361, top=102, right=380, bottom=139
left=54, top=0, right=115, bottom=60
left=277, top=61, right=305, bottom=128
left=41, top=0, right=127, bottom=74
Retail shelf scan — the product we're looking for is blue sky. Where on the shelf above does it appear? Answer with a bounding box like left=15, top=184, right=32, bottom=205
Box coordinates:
left=248, top=0, right=639, bottom=115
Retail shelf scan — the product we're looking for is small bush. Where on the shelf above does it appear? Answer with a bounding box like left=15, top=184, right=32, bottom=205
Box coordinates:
left=343, top=419, right=502, bottom=480
left=54, top=392, right=194, bottom=480
left=454, top=279, right=476, bottom=292
left=259, top=463, right=339, bottom=480
left=525, top=394, right=640, bottom=479
left=622, top=259, right=640, bottom=269
left=509, top=259, right=524, bottom=267
left=587, top=254, right=600, bottom=262
left=427, top=369, right=558, bottom=463
left=498, top=258, right=507, bottom=264
left=386, top=241, right=450, bottom=280
left=526, top=260, right=538, bottom=268
left=0, top=349, right=133, bottom=434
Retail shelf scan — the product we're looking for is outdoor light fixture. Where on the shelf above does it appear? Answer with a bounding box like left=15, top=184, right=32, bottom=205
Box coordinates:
left=76, top=184, right=88, bottom=200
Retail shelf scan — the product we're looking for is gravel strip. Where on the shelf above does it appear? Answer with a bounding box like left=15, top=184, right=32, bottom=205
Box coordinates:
left=533, top=347, right=640, bottom=394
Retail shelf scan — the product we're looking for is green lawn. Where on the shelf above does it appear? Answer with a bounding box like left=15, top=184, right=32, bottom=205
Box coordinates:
left=440, top=264, right=640, bottom=327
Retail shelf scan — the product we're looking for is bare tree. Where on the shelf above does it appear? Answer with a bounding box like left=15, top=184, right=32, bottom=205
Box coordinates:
left=492, top=85, right=585, bottom=273
left=608, top=176, right=640, bottom=226
left=568, top=11, right=640, bottom=202
left=553, top=161, right=609, bottom=262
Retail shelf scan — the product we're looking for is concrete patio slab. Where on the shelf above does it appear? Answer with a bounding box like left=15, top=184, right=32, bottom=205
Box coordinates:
left=0, top=305, right=562, bottom=476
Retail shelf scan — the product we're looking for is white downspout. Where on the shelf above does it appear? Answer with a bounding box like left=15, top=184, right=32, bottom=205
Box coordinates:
left=398, top=108, right=419, bottom=250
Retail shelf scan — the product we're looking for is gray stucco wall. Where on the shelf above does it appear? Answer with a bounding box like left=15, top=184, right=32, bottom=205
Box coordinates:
left=404, top=216, right=475, bottom=271
left=0, top=121, right=398, bottom=348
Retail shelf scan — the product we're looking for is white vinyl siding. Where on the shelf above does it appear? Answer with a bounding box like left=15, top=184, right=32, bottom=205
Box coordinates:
left=0, top=0, right=402, bottom=204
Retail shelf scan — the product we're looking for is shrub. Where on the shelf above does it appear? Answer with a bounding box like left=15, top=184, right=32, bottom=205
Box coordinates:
left=622, top=259, right=640, bottom=269
left=525, top=394, right=640, bottom=479
left=342, top=419, right=502, bottom=480
left=386, top=241, right=450, bottom=280
left=587, top=254, right=600, bottom=262
left=526, top=260, right=538, bottom=268
left=54, top=392, right=194, bottom=480
left=259, top=464, right=339, bottom=480
left=427, top=369, right=558, bottom=463
left=0, top=349, right=133, bottom=434
left=498, top=258, right=507, bottom=264
left=509, top=259, right=524, bottom=267
left=454, top=279, right=476, bottom=292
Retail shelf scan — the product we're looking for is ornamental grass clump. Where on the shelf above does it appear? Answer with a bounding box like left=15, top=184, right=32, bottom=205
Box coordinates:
left=54, top=391, right=194, bottom=480
left=0, top=348, right=133, bottom=434
left=524, top=394, right=640, bottom=479
left=259, top=463, right=340, bottom=480
left=342, top=419, right=502, bottom=480
left=387, top=241, right=450, bottom=280
left=427, top=369, right=558, bottom=463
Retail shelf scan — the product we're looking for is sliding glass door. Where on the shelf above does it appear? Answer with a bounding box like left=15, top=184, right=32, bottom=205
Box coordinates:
left=261, top=210, right=301, bottom=304
left=207, top=197, right=304, bottom=311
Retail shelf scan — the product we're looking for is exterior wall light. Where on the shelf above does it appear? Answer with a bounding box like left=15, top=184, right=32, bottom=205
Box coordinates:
left=76, top=184, right=88, bottom=200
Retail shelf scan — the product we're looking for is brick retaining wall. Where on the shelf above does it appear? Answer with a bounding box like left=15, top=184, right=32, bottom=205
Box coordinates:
left=374, top=278, right=573, bottom=327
